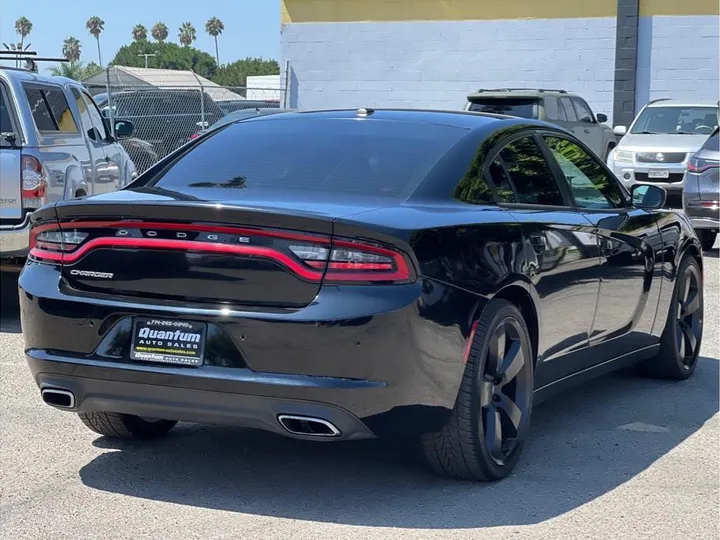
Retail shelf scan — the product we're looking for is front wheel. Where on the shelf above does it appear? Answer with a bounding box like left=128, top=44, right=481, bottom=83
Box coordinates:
left=421, top=299, right=534, bottom=481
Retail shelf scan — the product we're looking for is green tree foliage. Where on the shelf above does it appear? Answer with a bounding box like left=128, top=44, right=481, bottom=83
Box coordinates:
left=132, top=24, right=148, bottom=42
left=212, top=57, right=280, bottom=87
left=62, top=36, right=82, bottom=62
left=151, top=22, right=168, bottom=42
left=178, top=22, right=196, bottom=47
left=50, top=61, right=102, bottom=81
left=14, top=16, right=33, bottom=49
left=111, top=41, right=217, bottom=79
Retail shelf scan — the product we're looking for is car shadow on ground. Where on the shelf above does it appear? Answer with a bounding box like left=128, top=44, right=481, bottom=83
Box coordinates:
left=79, top=356, right=719, bottom=529
left=0, top=269, right=21, bottom=334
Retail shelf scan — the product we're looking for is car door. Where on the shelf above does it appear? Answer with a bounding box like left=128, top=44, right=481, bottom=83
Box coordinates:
left=483, top=133, right=603, bottom=388
left=540, top=133, right=664, bottom=362
left=80, top=89, right=124, bottom=190
left=571, top=97, right=604, bottom=157
left=69, top=87, right=116, bottom=195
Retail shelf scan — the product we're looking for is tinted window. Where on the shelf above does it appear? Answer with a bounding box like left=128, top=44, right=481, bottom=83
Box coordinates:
left=631, top=106, right=718, bottom=135
left=0, top=86, right=13, bottom=134
left=572, top=98, right=595, bottom=123
left=702, top=130, right=719, bottom=151
left=71, top=88, right=96, bottom=139
left=82, top=91, right=108, bottom=139
left=24, top=86, right=78, bottom=133
left=495, top=136, right=565, bottom=206
left=545, top=136, right=624, bottom=209
left=544, top=96, right=564, bottom=121
left=151, top=119, right=467, bottom=198
left=560, top=97, right=578, bottom=122
left=468, top=99, right=537, bottom=118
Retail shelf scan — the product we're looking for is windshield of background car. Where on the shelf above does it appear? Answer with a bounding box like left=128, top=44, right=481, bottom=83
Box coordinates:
left=149, top=118, right=468, bottom=199
left=468, top=98, right=537, bottom=118
left=630, top=106, right=719, bottom=135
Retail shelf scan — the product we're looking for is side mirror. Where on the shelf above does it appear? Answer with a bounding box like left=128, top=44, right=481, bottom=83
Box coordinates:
left=614, top=125, right=627, bottom=136
left=596, top=113, right=608, bottom=123
left=631, top=184, right=666, bottom=209
left=114, top=120, right=135, bottom=139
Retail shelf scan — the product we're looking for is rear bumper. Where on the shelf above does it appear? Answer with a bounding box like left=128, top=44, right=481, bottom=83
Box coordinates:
left=20, top=263, right=476, bottom=439
left=0, top=212, right=31, bottom=258
left=683, top=202, right=720, bottom=231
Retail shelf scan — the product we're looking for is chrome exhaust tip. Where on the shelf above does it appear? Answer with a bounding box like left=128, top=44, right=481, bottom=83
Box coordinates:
left=277, top=414, right=341, bottom=437
left=41, top=388, right=76, bottom=409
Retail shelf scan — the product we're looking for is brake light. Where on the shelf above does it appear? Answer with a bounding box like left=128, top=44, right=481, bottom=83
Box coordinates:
left=22, top=155, right=49, bottom=209
left=687, top=156, right=719, bottom=174
left=27, top=221, right=416, bottom=283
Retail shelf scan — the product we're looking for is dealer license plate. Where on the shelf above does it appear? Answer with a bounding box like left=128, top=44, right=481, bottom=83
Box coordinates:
left=130, top=318, right=206, bottom=366
left=648, top=169, right=670, bottom=179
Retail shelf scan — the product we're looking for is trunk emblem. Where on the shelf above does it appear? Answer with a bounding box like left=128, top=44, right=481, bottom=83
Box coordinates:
left=70, top=270, right=114, bottom=279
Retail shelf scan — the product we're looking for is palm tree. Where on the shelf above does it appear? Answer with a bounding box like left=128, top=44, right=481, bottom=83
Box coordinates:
left=205, top=17, right=224, bottom=65
left=132, top=24, right=148, bottom=42
left=62, top=36, right=81, bottom=63
left=14, top=16, right=33, bottom=50
left=86, top=16, right=105, bottom=66
left=178, top=22, right=196, bottom=47
left=151, top=22, right=168, bottom=42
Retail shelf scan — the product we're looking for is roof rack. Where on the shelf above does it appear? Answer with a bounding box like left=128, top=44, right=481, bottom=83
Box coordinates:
left=648, top=98, right=672, bottom=105
left=475, top=88, right=568, bottom=94
left=0, top=50, right=68, bottom=73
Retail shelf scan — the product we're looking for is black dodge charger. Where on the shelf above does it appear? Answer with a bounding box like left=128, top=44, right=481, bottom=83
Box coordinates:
left=19, top=109, right=704, bottom=481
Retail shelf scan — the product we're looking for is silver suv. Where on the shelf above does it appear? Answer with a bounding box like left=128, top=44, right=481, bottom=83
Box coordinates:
left=0, top=66, right=137, bottom=260
left=607, top=99, right=719, bottom=208
left=683, top=128, right=719, bottom=250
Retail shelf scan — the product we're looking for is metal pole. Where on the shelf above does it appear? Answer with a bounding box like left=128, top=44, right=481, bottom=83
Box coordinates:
left=190, top=69, right=206, bottom=128
left=105, top=66, right=116, bottom=139
left=283, top=60, right=290, bottom=108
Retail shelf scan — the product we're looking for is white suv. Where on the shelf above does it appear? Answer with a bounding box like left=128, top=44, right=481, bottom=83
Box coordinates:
left=606, top=99, right=719, bottom=208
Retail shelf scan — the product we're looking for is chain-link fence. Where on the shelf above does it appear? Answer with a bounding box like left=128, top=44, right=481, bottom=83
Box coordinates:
left=83, top=66, right=288, bottom=173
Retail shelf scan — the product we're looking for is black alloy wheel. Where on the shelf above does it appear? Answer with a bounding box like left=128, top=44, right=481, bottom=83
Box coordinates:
left=639, top=255, right=703, bottom=380
left=422, top=299, right=534, bottom=481
left=478, top=318, right=532, bottom=466
left=675, top=261, right=703, bottom=368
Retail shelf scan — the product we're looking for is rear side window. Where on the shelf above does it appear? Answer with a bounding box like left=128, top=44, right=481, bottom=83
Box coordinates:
left=0, top=85, right=14, bottom=134
left=150, top=118, right=467, bottom=199
left=23, top=86, right=78, bottom=133
left=468, top=99, right=537, bottom=119
left=544, top=96, right=564, bottom=121
left=490, top=136, right=564, bottom=206
left=560, top=97, right=578, bottom=122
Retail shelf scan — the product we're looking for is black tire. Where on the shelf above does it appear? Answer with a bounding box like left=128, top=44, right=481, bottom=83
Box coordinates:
left=421, top=299, right=534, bottom=481
left=78, top=411, right=177, bottom=440
left=698, top=230, right=717, bottom=251
left=639, top=255, right=703, bottom=380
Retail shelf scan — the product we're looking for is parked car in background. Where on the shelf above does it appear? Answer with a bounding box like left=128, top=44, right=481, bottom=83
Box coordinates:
left=93, top=89, right=224, bottom=169
left=464, top=88, right=616, bottom=159
left=188, top=107, right=295, bottom=141
left=683, top=127, right=719, bottom=250
left=21, top=109, right=704, bottom=483
left=217, top=99, right=281, bottom=116
left=607, top=99, right=719, bottom=209
left=0, top=67, right=136, bottom=260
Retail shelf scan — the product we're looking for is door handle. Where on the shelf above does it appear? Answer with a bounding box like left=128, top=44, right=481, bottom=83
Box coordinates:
left=584, top=128, right=591, bottom=134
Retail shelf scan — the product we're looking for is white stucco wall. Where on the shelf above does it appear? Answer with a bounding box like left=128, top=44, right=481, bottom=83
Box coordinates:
left=281, top=18, right=618, bottom=118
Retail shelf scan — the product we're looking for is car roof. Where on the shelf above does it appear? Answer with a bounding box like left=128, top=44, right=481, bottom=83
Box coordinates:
left=646, top=99, right=719, bottom=108
left=247, top=108, right=529, bottom=130
left=0, top=67, right=77, bottom=86
left=467, top=88, right=576, bottom=100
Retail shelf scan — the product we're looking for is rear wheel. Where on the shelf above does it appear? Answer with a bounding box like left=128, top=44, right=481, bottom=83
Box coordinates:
left=78, top=411, right=177, bottom=440
left=639, top=255, right=703, bottom=380
left=421, top=300, right=534, bottom=481
left=698, top=230, right=717, bottom=251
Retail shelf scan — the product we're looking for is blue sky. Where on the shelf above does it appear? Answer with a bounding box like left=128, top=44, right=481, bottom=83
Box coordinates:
left=0, top=0, right=280, bottom=71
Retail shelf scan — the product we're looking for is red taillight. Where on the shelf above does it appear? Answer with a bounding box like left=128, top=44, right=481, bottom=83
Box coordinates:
left=28, top=221, right=415, bottom=284
left=22, top=155, right=49, bottom=209
left=687, top=156, right=720, bottom=174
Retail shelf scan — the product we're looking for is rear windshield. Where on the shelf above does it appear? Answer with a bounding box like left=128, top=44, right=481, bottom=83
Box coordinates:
left=149, top=118, right=467, bottom=198
left=702, top=130, right=719, bottom=151
left=468, top=98, right=537, bottom=118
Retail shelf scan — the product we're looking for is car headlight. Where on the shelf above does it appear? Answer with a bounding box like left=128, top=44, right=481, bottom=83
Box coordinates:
left=614, top=150, right=634, bottom=163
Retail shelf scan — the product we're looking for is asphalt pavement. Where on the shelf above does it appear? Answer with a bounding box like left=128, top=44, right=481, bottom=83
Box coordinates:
left=0, top=248, right=718, bottom=540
